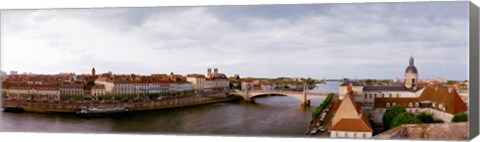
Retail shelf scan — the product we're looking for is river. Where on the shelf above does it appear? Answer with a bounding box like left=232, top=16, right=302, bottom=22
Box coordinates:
left=0, top=81, right=342, bottom=137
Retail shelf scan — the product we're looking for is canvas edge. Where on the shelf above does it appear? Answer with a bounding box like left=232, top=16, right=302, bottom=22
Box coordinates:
left=469, top=1, right=479, bottom=140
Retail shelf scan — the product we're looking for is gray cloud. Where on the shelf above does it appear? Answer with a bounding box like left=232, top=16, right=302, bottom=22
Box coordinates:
left=0, top=1, right=469, bottom=80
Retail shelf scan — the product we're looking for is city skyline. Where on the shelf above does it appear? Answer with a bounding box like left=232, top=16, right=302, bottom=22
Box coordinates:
left=0, top=2, right=469, bottom=80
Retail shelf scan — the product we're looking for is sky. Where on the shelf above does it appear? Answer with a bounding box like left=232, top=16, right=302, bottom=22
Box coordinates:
left=0, top=1, right=470, bottom=80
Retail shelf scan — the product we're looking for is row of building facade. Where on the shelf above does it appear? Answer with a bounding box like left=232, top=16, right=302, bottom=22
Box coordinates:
left=1, top=68, right=230, bottom=99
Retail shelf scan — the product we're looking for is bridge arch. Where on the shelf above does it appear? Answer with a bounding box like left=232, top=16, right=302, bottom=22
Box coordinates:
left=228, top=90, right=327, bottom=106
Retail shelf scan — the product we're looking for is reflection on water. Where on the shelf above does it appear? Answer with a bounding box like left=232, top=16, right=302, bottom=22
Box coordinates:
left=1, top=82, right=340, bottom=137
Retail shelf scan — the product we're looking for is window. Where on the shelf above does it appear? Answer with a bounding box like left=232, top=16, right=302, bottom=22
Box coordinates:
left=415, top=102, right=419, bottom=107
left=386, top=103, right=390, bottom=107
left=382, top=94, right=384, bottom=98
left=393, top=103, right=397, bottom=106
left=432, top=102, right=436, bottom=108
left=389, top=94, right=392, bottom=98
left=409, top=102, right=413, bottom=107
left=364, top=94, right=367, bottom=99
left=374, top=94, right=377, bottom=98
left=396, top=94, right=399, bottom=98
left=369, top=94, right=372, bottom=99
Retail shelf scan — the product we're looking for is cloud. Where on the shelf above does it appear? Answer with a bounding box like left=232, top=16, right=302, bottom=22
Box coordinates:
left=0, top=2, right=469, bottom=80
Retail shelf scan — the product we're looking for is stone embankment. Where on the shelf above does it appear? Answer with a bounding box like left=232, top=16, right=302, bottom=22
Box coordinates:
left=1, top=94, right=239, bottom=113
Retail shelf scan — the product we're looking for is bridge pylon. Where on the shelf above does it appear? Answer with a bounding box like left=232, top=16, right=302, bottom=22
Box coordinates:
left=301, top=83, right=310, bottom=106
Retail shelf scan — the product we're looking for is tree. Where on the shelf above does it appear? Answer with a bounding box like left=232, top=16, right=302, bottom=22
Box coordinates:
left=390, top=112, right=422, bottom=128
left=365, top=79, right=373, bottom=85
left=417, top=113, right=434, bottom=123
left=306, top=78, right=316, bottom=86
left=452, top=112, right=468, bottom=122
left=86, top=81, right=95, bottom=86
left=383, top=105, right=407, bottom=129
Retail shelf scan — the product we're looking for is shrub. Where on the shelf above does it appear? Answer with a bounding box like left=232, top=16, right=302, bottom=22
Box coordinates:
left=452, top=112, right=468, bottom=122
left=383, top=105, right=406, bottom=129
left=390, top=112, right=422, bottom=128
left=417, top=113, right=434, bottom=123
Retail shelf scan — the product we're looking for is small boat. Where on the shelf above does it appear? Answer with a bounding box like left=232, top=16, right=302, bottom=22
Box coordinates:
left=76, top=107, right=130, bottom=118
left=2, top=106, right=25, bottom=113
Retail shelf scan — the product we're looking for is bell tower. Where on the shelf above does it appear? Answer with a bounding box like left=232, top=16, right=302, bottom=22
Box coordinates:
left=92, top=67, right=96, bottom=76
left=404, top=56, right=419, bottom=89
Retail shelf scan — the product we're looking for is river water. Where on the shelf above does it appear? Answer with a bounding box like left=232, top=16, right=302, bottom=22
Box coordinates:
left=0, top=81, right=341, bottom=137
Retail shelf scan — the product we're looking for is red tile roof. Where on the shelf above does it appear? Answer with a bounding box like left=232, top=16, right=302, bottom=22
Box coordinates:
left=374, top=86, right=468, bottom=115
left=332, top=118, right=373, bottom=132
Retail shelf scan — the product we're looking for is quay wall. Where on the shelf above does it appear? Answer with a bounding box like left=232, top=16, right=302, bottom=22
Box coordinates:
left=1, top=96, right=237, bottom=113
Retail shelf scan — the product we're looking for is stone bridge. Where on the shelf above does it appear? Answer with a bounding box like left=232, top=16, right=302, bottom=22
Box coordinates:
left=228, top=90, right=328, bottom=106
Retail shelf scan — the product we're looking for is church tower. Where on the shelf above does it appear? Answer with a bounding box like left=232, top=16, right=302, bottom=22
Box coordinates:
left=404, top=56, right=419, bottom=89
left=92, top=67, right=96, bottom=76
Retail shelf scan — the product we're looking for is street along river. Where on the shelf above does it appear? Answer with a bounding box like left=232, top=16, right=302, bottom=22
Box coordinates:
left=1, top=81, right=341, bottom=137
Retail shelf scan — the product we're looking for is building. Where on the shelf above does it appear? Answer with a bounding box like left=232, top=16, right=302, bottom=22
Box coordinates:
left=331, top=84, right=373, bottom=138
left=336, top=56, right=468, bottom=125
left=373, top=86, right=467, bottom=123
left=204, top=68, right=229, bottom=91
left=3, top=84, right=60, bottom=100
left=91, top=84, right=106, bottom=97
left=59, top=83, right=85, bottom=95
left=260, top=80, right=276, bottom=91
left=241, top=80, right=254, bottom=91
left=186, top=74, right=206, bottom=93
left=94, top=72, right=191, bottom=95
left=404, top=56, right=419, bottom=89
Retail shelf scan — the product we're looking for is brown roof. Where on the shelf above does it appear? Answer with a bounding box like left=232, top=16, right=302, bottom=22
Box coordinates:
left=332, top=118, right=373, bottom=132
left=374, top=86, right=468, bottom=115
left=91, top=84, right=105, bottom=90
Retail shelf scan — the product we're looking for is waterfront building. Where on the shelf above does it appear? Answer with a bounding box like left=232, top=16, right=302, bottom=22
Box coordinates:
left=95, top=72, right=192, bottom=95
left=204, top=68, right=229, bottom=91
left=331, top=84, right=373, bottom=138
left=91, top=84, right=106, bottom=97
left=59, top=83, right=84, bottom=95
left=169, top=81, right=193, bottom=92
left=204, top=79, right=215, bottom=91
left=241, top=80, right=254, bottom=91
left=260, top=80, right=276, bottom=91
left=186, top=74, right=206, bottom=92
left=3, top=84, right=60, bottom=100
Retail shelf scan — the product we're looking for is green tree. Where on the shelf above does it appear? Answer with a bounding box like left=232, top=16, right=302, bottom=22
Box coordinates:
left=446, top=80, right=456, bottom=85
left=365, top=79, right=373, bottom=85
left=417, top=113, right=434, bottom=123
left=390, top=112, right=422, bottom=128
left=86, top=81, right=95, bottom=86
left=383, top=105, right=407, bottom=129
left=306, top=78, right=316, bottom=86
left=452, top=112, right=468, bottom=122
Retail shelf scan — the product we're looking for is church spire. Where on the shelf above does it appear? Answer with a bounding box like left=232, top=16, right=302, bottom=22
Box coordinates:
left=409, top=56, right=414, bottom=66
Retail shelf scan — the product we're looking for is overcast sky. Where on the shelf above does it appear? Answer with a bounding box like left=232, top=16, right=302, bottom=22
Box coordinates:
left=0, top=2, right=469, bottom=80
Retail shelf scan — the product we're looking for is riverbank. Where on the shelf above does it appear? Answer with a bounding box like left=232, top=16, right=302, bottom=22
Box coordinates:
left=1, top=94, right=240, bottom=113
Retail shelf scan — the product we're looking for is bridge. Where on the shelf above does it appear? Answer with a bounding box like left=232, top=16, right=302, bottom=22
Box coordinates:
left=228, top=84, right=328, bottom=106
